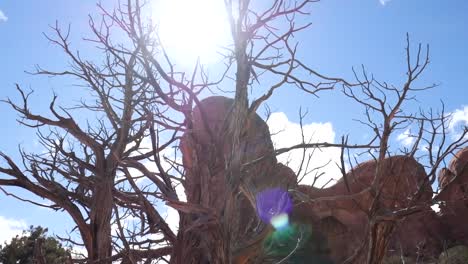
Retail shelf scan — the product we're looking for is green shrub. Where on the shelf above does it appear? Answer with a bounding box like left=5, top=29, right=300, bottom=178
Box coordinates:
left=438, top=245, right=468, bottom=264
left=0, top=226, right=70, bottom=264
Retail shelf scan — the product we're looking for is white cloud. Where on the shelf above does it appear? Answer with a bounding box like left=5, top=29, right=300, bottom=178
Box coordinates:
left=0, top=10, right=7, bottom=22
left=164, top=183, right=185, bottom=233
left=449, top=106, right=468, bottom=128
left=396, top=128, right=415, bottom=147
left=174, top=183, right=186, bottom=202
left=379, top=0, right=391, bottom=5
left=71, top=246, right=87, bottom=259
left=267, top=112, right=341, bottom=187
left=165, top=207, right=179, bottom=233
left=449, top=106, right=468, bottom=136
left=0, top=216, right=27, bottom=244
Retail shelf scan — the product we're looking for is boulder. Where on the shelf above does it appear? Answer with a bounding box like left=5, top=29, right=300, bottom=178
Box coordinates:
left=389, top=210, right=447, bottom=260
left=181, top=96, right=295, bottom=202
left=180, top=96, right=468, bottom=263
left=437, top=147, right=468, bottom=245
left=180, top=96, right=300, bottom=263
left=295, top=155, right=434, bottom=262
left=299, top=155, right=431, bottom=213
left=438, top=147, right=468, bottom=202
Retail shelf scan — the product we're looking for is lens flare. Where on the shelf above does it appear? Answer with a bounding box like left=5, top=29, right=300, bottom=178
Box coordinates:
left=263, top=223, right=310, bottom=262
left=256, top=188, right=292, bottom=228
left=270, top=213, right=289, bottom=230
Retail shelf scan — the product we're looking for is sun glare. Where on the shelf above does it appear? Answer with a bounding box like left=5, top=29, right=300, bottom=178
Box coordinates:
left=271, top=213, right=290, bottom=230
left=154, top=0, right=231, bottom=67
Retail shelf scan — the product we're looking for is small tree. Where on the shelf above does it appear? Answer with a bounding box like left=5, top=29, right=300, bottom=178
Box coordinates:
left=0, top=226, right=71, bottom=264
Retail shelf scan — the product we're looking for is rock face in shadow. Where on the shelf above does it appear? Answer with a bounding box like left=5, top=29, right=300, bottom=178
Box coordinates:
left=179, top=96, right=311, bottom=263
left=180, top=96, right=468, bottom=263
left=180, top=96, right=296, bottom=202
left=295, top=155, right=443, bottom=263
left=437, top=147, right=468, bottom=245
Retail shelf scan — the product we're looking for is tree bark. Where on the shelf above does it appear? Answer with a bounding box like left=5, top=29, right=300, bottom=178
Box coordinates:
left=171, top=133, right=233, bottom=263
left=89, top=179, right=114, bottom=263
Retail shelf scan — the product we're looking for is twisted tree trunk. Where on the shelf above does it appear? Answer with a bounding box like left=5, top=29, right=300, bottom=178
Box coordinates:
left=89, top=179, right=114, bottom=263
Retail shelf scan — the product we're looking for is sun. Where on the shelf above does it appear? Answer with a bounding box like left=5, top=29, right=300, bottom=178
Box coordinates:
left=154, top=0, right=232, bottom=67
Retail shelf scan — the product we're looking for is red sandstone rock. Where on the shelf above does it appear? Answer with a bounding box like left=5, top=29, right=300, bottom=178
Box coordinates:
left=180, top=96, right=468, bottom=263
left=438, top=147, right=468, bottom=202
left=179, top=96, right=299, bottom=263
left=450, top=147, right=468, bottom=178
left=295, top=155, right=434, bottom=262
left=437, top=147, right=468, bottom=245
left=298, top=156, right=431, bottom=226
left=181, top=96, right=292, bottom=195
left=389, top=210, right=447, bottom=259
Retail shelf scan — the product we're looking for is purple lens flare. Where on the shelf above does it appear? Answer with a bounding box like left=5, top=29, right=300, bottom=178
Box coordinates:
left=256, top=188, right=292, bottom=229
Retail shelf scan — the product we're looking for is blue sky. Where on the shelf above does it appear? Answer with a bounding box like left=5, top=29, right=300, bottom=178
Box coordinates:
left=0, top=0, right=467, bottom=245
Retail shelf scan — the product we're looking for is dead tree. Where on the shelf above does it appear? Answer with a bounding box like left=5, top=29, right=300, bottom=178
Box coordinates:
left=1, top=1, right=467, bottom=264
left=0, top=11, right=186, bottom=263
left=336, top=35, right=468, bottom=263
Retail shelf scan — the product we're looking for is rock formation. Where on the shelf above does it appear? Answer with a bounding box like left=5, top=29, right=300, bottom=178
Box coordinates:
left=437, top=147, right=468, bottom=245
left=178, top=96, right=300, bottom=263
left=291, top=155, right=450, bottom=262
left=179, top=96, right=468, bottom=263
